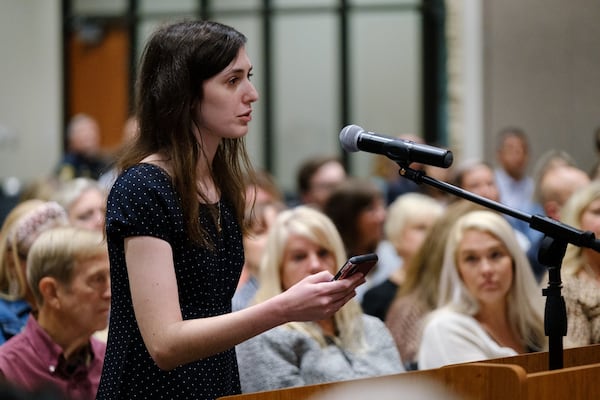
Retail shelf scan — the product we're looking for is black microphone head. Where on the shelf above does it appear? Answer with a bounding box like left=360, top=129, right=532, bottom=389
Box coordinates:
left=339, top=125, right=364, bottom=153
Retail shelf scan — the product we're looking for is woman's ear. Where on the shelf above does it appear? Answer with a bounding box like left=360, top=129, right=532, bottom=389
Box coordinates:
left=38, top=277, right=60, bottom=309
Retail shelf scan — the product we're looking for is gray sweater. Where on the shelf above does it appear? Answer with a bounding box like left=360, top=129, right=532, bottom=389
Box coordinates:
left=236, top=314, right=404, bottom=393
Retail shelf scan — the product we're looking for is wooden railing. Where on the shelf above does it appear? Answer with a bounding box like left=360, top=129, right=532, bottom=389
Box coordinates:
left=218, top=344, right=600, bottom=400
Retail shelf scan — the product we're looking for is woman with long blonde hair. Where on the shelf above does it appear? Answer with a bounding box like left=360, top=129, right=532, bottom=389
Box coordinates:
left=558, top=181, right=600, bottom=347
left=237, top=206, right=403, bottom=392
left=418, top=210, right=545, bottom=369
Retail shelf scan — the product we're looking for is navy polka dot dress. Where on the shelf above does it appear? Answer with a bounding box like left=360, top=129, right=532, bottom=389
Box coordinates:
left=96, top=164, right=244, bottom=399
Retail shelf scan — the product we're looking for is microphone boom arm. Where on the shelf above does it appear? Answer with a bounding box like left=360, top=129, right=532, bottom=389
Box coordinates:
left=400, top=166, right=600, bottom=252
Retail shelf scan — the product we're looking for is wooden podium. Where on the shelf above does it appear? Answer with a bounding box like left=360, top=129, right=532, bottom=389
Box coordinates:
left=218, top=344, right=600, bottom=400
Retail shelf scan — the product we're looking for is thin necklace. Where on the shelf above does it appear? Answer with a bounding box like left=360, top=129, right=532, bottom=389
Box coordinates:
left=196, top=182, right=221, bottom=233
left=216, top=200, right=222, bottom=233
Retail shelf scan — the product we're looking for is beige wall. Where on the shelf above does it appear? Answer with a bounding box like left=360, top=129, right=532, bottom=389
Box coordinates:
left=0, top=0, right=62, bottom=186
left=1, top=0, right=599, bottom=193
left=482, top=0, right=600, bottom=174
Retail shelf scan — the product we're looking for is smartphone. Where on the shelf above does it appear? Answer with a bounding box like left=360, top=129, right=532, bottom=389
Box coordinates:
left=331, top=253, right=378, bottom=281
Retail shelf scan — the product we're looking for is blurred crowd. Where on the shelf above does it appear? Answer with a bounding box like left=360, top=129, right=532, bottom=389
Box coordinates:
left=1, top=116, right=600, bottom=399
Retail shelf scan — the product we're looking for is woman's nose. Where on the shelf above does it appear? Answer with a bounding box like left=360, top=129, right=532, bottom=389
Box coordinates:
left=480, top=258, right=494, bottom=274
left=244, top=81, right=259, bottom=103
left=307, top=254, right=324, bottom=273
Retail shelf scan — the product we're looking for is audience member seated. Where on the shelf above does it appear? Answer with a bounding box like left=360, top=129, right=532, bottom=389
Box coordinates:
left=51, top=177, right=107, bottom=232
left=294, top=155, right=346, bottom=209
left=385, top=200, right=484, bottom=370
left=527, top=161, right=590, bottom=281
left=236, top=206, right=404, bottom=393
left=55, top=114, right=110, bottom=182
left=417, top=210, right=545, bottom=369
left=531, top=149, right=577, bottom=194
left=51, top=178, right=111, bottom=342
left=450, top=158, right=532, bottom=250
left=493, top=126, right=535, bottom=210
left=232, top=201, right=285, bottom=311
left=421, top=163, right=453, bottom=205
left=494, top=127, right=544, bottom=240
left=0, top=226, right=109, bottom=399
left=322, top=178, right=387, bottom=300
left=362, top=192, right=444, bottom=321
left=235, top=169, right=286, bottom=292
left=451, top=158, right=499, bottom=202
left=557, top=181, right=600, bottom=347
left=0, top=200, right=67, bottom=344
left=246, top=169, right=284, bottom=207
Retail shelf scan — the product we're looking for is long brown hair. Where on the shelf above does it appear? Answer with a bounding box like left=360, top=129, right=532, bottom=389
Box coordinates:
left=117, top=20, right=255, bottom=246
left=323, top=178, right=383, bottom=256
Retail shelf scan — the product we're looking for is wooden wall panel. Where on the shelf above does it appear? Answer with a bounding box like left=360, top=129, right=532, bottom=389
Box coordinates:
left=68, top=26, right=130, bottom=152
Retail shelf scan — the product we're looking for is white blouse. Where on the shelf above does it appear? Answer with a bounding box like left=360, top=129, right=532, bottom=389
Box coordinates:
left=417, top=307, right=518, bottom=370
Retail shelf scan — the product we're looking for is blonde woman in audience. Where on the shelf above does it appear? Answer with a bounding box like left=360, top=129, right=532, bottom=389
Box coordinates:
left=51, top=177, right=107, bottom=232
left=232, top=200, right=285, bottom=311
left=385, top=200, right=483, bottom=369
left=417, top=210, right=545, bottom=369
left=235, top=169, right=286, bottom=292
left=52, top=177, right=111, bottom=341
left=362, top=192, right=444, bottom=321
left=236, top=206, right=404, bottom=392
left=0, top=200, right=67, bottom=344
left=558, top=181, right=600, bottom=347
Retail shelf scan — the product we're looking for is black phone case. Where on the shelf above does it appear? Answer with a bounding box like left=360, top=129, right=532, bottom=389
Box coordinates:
left=332, top=253, right=378, bottom=280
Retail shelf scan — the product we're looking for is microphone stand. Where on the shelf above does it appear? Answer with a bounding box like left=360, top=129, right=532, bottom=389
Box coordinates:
left=397, top=164, right=600, bottom=370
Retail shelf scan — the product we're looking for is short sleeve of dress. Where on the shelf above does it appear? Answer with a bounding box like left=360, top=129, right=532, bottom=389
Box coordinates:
left=106, top=164, right=182, bottom=243
left=99, top=162, right=244, bottom=399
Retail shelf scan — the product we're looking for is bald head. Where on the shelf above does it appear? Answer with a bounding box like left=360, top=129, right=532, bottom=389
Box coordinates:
left=68, top=114, right=101, bottom=157
left=539, top=165, right=590, bottom=219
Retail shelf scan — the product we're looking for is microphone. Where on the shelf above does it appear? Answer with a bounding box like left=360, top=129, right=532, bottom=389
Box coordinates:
left=339, top=124, right=453, bottom=168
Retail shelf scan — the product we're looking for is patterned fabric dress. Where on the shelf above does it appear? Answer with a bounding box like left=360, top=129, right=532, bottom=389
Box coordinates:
left=97, top=164, right=244, bottom=400
left=562, top=273, right=600, bottom=348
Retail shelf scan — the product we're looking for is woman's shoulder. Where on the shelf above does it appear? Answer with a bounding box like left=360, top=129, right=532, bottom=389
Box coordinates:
left=118, top=162, right=171, bottom=182
left=563, top=273, right=600, bottom=306
left=361, top=313, right=398, bottom=343
left=110, top=163, right=174, bottom=197
left=106, top=163, right=181, bottom=231
left=428, top=307, right=469, bottom=319
left=420, top=308, right=489, bottom=350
